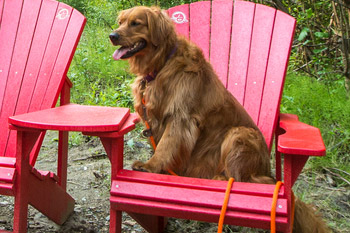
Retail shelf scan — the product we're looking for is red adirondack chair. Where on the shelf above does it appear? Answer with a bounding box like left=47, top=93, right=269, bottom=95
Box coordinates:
left=1, top=1, right=139, bottom=232
left=0, top=0, right=85, bottom=231
left=107, top=1, right=326, bottom=233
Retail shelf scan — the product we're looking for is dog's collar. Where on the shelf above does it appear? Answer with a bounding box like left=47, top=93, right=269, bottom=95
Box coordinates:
left=142, top=43, right=178, bottom=84
left=167, top=43, right=178, bottom=61
left=144, top=72, right=157, bottom=83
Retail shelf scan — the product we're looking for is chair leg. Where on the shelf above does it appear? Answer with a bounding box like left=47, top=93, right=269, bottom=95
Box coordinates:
left=129, top=213, right=167, bottom=233
left=13, top=192, right=29, bottom=233
left=13, top=130, right=39, bottom=233
left=13, top=172, right=30, bottom=233
left=57, top=131, right=69, bottom=190
left=109, top=208, right=122, bottom=233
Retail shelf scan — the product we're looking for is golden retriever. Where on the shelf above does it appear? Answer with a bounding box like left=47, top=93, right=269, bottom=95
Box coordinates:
left=109, top=6, right=329, bottom=233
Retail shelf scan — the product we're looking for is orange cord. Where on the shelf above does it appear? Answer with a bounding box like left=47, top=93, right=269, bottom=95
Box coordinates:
left=290, top=191, right=295, bottom=232
left=271, top=181, right=296, bottom=233
left=271, top=181, right=283, bottom=233
left=217, top=177, right=235, bottom=233
left=144, top=120, right=157, bottom=150
left=142, top=97, right=177, bottom=176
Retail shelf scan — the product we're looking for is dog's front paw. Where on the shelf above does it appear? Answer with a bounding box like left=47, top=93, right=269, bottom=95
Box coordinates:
left=132, top=160, right=153, bottom=172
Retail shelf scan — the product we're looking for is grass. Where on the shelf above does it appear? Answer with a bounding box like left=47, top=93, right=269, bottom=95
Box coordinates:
left=68, top=24, right=134, bottom=108
left=281, top=74, right=350, bottom=175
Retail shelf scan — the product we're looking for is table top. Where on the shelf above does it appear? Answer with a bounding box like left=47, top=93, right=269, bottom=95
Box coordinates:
left=9, top=104, right=131, bottom=132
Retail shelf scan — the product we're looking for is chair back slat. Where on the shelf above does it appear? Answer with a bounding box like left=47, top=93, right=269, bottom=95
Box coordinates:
left=0, top=0, right=23, bottom=108
left=257, top=11, right=296, bottom=148
left=41, top=7, right=86, bottom=109
left=168, top=4, right=189, bottom=39
left=13, top=0, right=59, bottom=116
left=227, top=1, right=255, bottom=105
left=210, top=0, right=234, bottom=86
left=242, top=4, right=276, bottom=124
left=28, top=3, right=73, bottom=114
left=0, top=0, right=42, bottom=156
left=189, top=1, right=211, bottom=60
left=0, top=0, right=5, bottom=25
left=0, top=0, right=85, bottom=159
left=4, top=0, right=59, bottom=158
left=169, top=0, right=296, bottom=150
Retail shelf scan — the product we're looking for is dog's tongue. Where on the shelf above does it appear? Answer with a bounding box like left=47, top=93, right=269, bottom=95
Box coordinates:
left=113, top=47, right=128, bottom=60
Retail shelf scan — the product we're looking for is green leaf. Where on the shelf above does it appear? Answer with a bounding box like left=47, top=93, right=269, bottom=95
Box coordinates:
left=298, top=27, right=310, bottom=41
left=306, top=8, right=314, bottom=18
left=127, top=138, right=134, bottom=148
left=313, top=47, right=327, bottom=54
left=315, top=32, right=329, bottom=38
left=303, top=39, right=310, bottom=45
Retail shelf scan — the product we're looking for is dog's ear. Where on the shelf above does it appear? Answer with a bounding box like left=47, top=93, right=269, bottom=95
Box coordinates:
left=147, top=7, right=172, bottom=47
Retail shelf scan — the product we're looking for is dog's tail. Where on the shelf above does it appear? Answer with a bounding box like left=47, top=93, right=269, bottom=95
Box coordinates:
left=247, top=176, right=330, bottom=233
left=293, top=198, right=330, bottom=233
left=249, top=175, right=275, bottom=184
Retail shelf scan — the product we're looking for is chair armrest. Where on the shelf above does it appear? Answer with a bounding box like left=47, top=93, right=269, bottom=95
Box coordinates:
left=277, top=113, right=326, bottom=156
left=8, top=104, right=135, bottom=133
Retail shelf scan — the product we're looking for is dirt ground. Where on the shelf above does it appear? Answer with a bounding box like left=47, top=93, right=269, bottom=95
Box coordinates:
left=0, top=128, right=348, bottom=232
left=0, top=129, right=221, bottom=233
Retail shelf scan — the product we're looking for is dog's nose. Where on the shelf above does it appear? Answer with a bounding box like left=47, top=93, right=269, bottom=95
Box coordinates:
left=109, top=32, right=119, bottom=43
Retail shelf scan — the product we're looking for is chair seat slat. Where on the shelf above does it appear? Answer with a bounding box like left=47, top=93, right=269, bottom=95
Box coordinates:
left=0, top=157, right=16, bottom=167
left=117, top=169, right=285, bottom=197
left=111, top=180, right=287, bottom=216
left=0, top=167, right=16, bottom=183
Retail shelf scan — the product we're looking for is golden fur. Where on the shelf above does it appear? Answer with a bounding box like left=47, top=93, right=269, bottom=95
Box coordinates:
left=110, top=6, right=330, bottom=233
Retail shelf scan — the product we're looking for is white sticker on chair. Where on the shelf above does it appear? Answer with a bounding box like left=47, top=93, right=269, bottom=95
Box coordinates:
left=56, top=8, right=69, bottom=20
left=171, top=11, right=188, bottom=24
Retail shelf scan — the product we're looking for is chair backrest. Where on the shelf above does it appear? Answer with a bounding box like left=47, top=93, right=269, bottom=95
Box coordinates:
left=0, top=0, right=86, bottom=158
left=167, top=0, right=296, bottom=150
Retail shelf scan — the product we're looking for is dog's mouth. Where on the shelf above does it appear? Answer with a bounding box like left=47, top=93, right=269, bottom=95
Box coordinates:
left=113, top=40, right=147, bottom=60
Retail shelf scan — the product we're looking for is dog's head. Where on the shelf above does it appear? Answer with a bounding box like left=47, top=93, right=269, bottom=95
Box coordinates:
left=110, top=6, right=175, bottom=61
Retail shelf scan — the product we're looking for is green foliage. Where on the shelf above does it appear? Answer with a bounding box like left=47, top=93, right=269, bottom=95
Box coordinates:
left=68, top=30, right=134, bottom=107
left=297, top=27, right=310, bottom=42
left=60, top=0, right=133, bottom=108
left=288, top=1, right=338, bottom=76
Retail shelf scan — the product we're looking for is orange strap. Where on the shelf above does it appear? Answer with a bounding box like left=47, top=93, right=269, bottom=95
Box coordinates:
left=144, top=120, right=157, bottom=150
left=142, top=97, right=177, bottom=176
left=271, top=181, right=283, bottom=233
left=271, top=181, right=295, bottom=233
left=217, top=177, right=235, bottom=233
left=290, top=191, right=295, bottom=231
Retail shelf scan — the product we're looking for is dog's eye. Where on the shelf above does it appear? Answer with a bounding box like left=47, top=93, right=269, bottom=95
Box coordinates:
left=130, top=21, right=140, bottom=26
